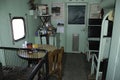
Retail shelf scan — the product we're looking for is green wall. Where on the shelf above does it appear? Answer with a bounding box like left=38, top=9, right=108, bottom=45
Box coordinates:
left=40, top=0, right=100, bottom=53
left=0, top=0, right=41, bottom=65
left=0, top=0, right=41, bottom=47
left=0, top=0, right=113, bottom=64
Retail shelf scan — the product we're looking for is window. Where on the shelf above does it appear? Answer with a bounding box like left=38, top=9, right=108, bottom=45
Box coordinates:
left=11, top=17, right=26, bottom=41
left=67, top=3, right=87, bottom=25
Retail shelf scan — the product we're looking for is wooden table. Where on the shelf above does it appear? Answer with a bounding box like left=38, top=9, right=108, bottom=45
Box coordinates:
left=39, top=44, right=57, bottom=52
left=0, top=45, right=57, bottom=79
left=17, top=44, right=57, bottom=67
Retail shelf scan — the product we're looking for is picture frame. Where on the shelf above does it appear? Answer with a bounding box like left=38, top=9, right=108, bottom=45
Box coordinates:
left=37, top=4, right=48, bottom=15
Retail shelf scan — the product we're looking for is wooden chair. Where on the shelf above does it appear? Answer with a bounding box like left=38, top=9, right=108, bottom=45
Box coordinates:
left=48, top=47, right=64, bottom=80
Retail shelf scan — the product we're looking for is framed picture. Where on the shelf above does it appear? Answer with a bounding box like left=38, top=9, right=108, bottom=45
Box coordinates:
left=89, top=3, right=101, bottom=19
left=67, top=4, right=86, bottom=25
left=51, top=2, right=65, bottom=19
left=37, top=4, right=48, bottom=15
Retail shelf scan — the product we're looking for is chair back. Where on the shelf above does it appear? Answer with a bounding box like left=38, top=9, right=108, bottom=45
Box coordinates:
left=56, top=47, right=64, bottom=71
left=48, top=47, right=64, bottom=80
left=48, top=49, right=58, bottom=74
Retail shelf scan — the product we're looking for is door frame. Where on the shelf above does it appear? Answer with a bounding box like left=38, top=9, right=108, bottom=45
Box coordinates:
left=65, top=2, right=88, bottom=53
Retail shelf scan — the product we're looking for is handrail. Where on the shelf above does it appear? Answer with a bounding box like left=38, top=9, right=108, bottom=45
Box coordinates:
left=28, top=53, right=48, bottom=80
left=0, top=46, right=47, bottom=52
left=0, top=46, right=48, bottom=80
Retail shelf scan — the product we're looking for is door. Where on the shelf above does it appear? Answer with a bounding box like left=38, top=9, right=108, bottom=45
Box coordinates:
left=65, top=3, right=88, bottom=53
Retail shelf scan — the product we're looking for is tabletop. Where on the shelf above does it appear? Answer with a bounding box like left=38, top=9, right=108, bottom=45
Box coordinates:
left=18, top=44, right=57, bottom=60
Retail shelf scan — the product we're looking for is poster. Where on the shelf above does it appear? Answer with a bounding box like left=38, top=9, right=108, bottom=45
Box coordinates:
left=51, top=2, right=64, bottom=19
left=89, top=4, right=101, bottom=19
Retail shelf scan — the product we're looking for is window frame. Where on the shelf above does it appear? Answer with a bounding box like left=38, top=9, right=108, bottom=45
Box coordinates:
left=11, top=17, right=26, bottom=41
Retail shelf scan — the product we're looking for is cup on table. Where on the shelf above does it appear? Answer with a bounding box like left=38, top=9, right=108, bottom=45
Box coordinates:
left=27, top=43, right=33, bottom=49
left=32, top=44, right=39, bottom=53
left=32, top=44, right=39, bottom=48
left=26, top=43, right=33, bottom=53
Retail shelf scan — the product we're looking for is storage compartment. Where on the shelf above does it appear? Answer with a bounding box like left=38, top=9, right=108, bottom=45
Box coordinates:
left=88, top=19, right=102, bottom=50
left=107, top=20, right=113, bottom=37
left=88, top=26, right=101, bottom=38
left=89, top=19, right=102, bottom=25
left=89, top=41, right=100, bottom=50
left=100, top=59, right=108, bottom=80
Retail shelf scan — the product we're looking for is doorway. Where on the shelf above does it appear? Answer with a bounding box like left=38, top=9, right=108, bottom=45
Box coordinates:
left=65, top=2, right=88, bottom=53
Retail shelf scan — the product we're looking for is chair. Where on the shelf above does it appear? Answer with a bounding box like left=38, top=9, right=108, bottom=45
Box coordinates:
left=48, top=47, right=64, bottom=80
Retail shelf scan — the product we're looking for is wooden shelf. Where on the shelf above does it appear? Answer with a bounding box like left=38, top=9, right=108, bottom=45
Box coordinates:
left=39, top=14, right=51, bottom=17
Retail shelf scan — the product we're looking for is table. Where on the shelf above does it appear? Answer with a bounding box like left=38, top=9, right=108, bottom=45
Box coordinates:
left=0, top=45, right=57, bottom=79
left=39, top=44, right=57, bottom=52
left=13, top=44, right=57, bottom=79
left=18, top=44, right=57, bottom=67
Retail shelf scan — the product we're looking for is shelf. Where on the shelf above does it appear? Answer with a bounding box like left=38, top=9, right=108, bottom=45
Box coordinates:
left=89, top=41, right=100, bottom=50
left=88, top=25, right=101, bottom=26
left=88, top=38, right=100, bottom=41
left=38, top=14, right=57, bottom=45
left=88, top=19, right=102, bottom=39
left=88, top=50, right=99, bottom=52
left=88, top=18, right=101, bottom=51
left=89, top=19, right=102, bottom=25
left=39, top=14, right=51, bottom=17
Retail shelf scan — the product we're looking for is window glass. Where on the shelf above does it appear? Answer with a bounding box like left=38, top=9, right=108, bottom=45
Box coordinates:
left=12, top=17, right=26, bottom=41
left=68, top=5, right=86, bottom=24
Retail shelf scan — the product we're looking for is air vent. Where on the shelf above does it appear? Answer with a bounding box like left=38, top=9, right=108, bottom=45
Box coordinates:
left=72, top=34, right=79, bottom=51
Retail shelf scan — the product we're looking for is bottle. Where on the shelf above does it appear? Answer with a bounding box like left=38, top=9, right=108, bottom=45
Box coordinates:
left=24, top=41, right=28, bottom=48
